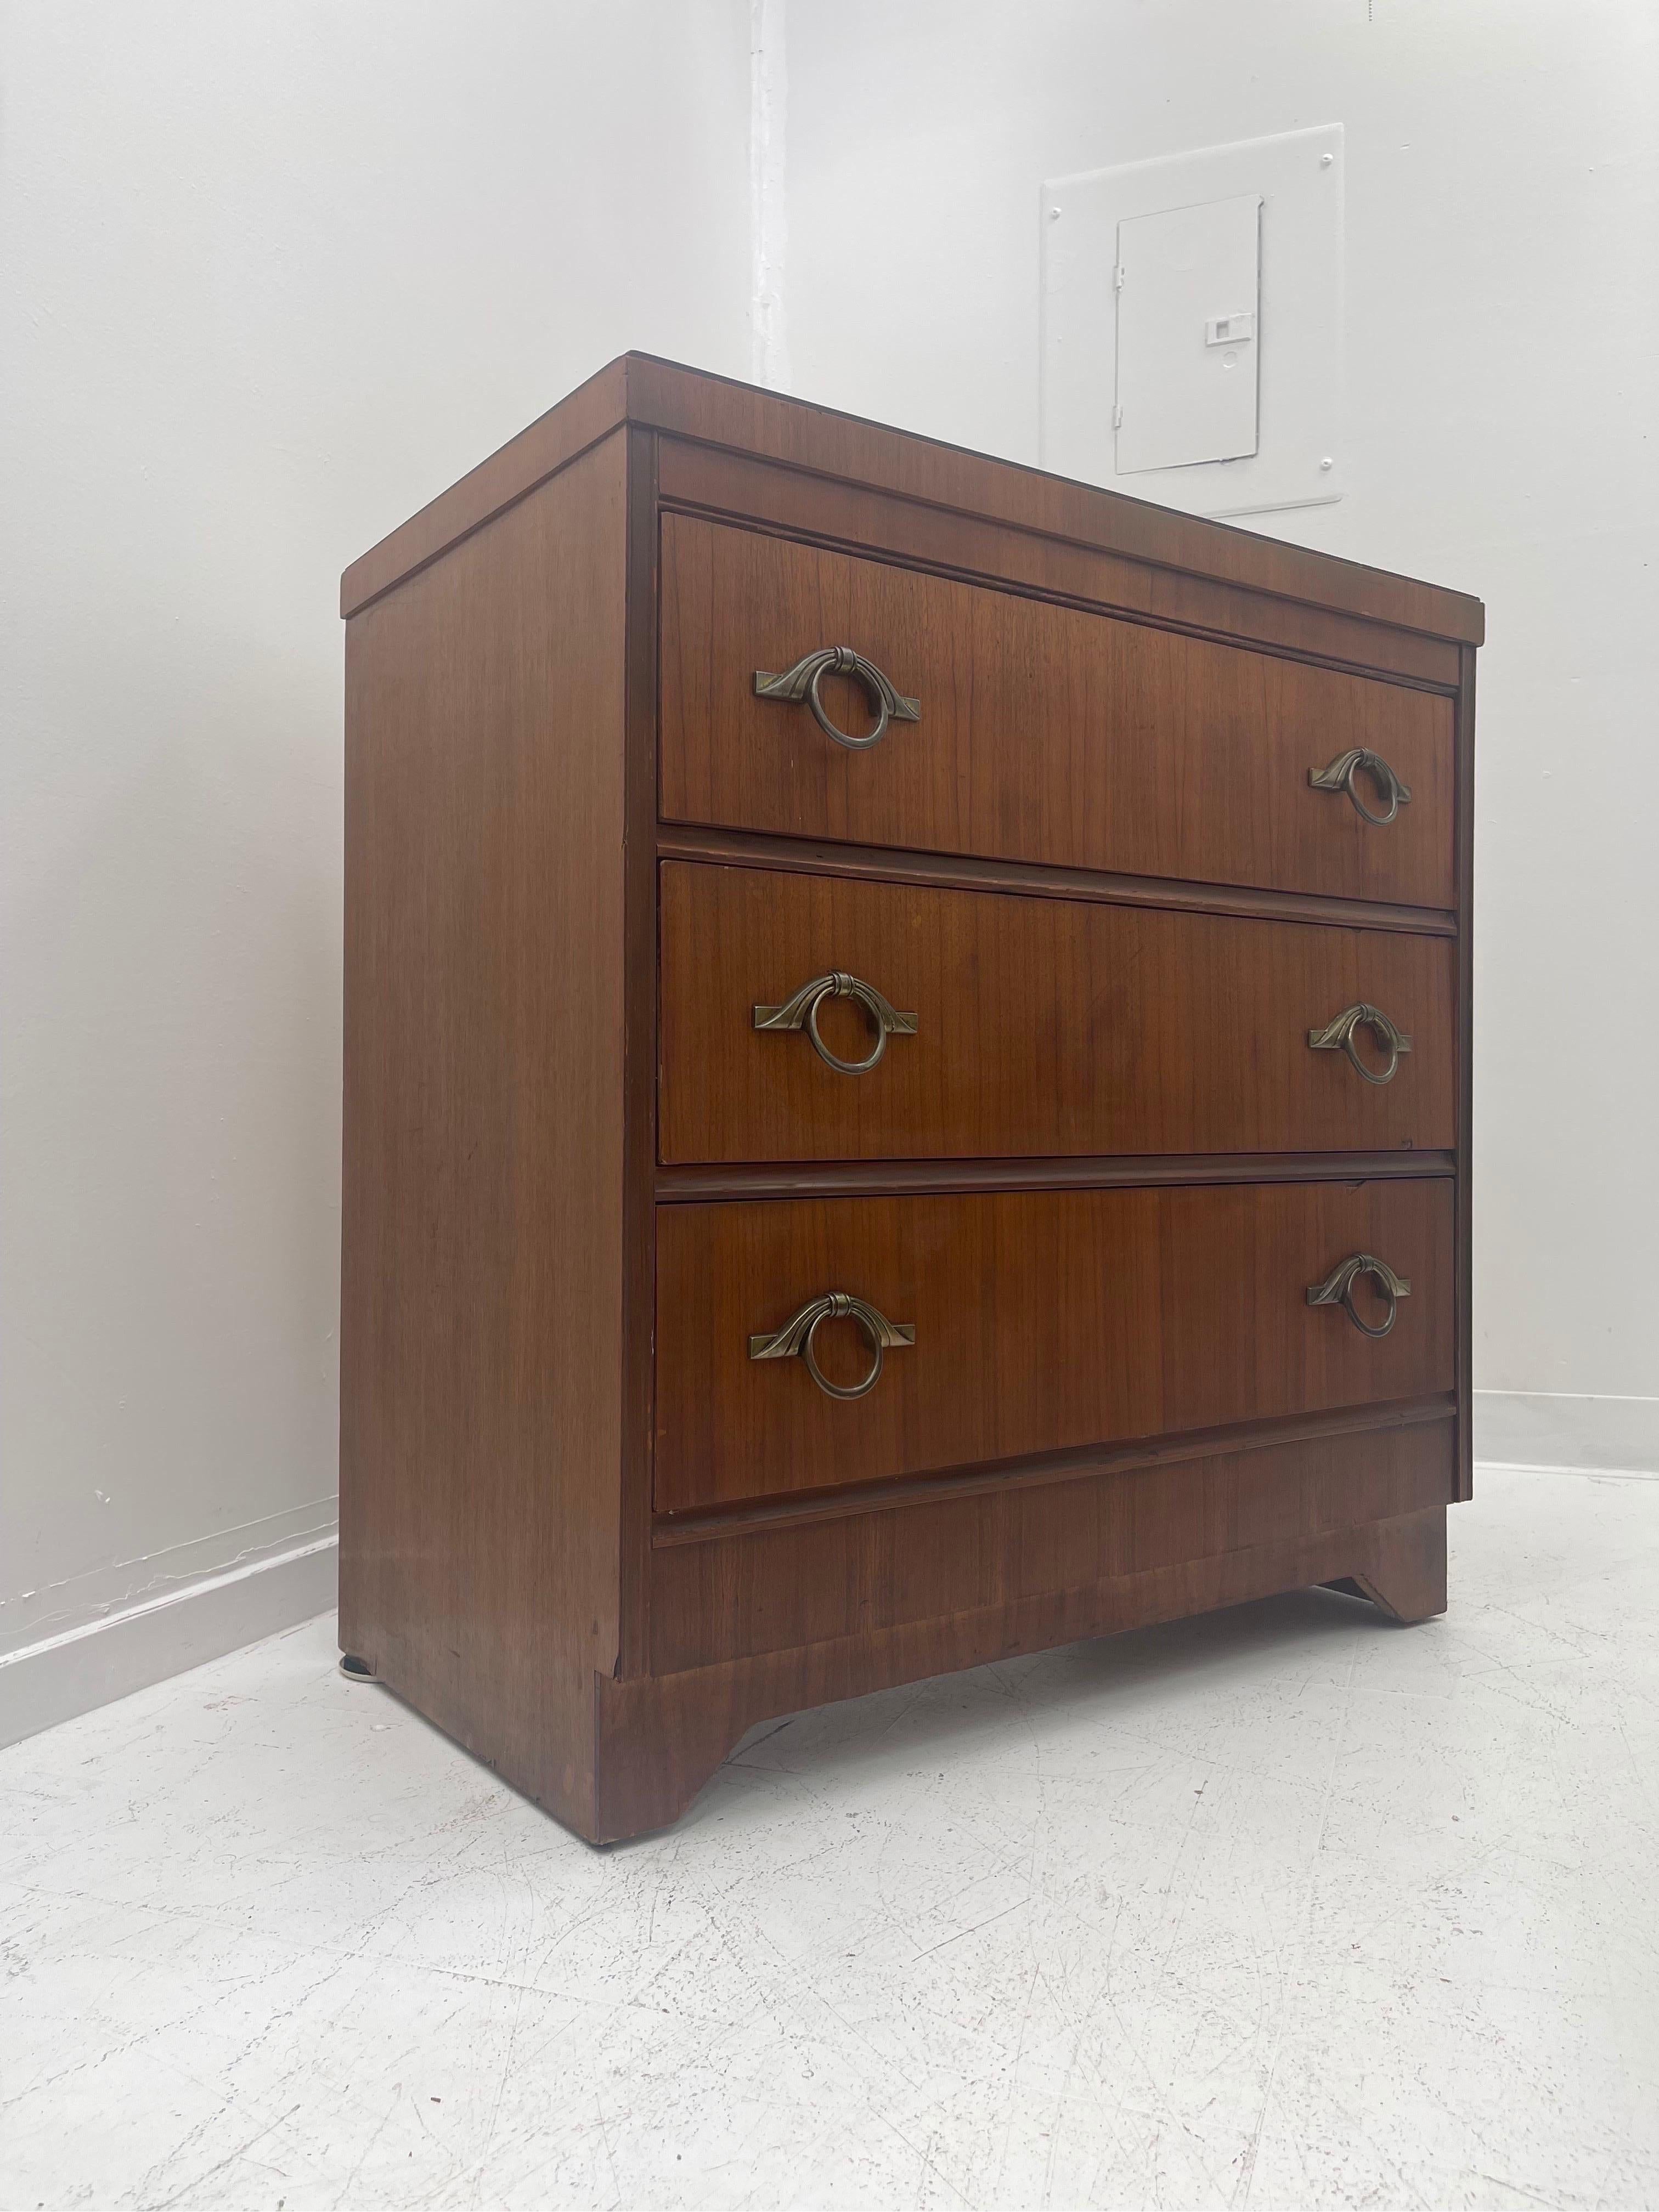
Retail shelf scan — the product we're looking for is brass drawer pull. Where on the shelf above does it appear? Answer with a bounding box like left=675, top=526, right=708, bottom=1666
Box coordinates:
left=754, top=970, right=918, bottom=1076
left=748, top=1291, right=915, bottom=1401
left=1308, top=1002, right=1413, bottom=1086
left=753, top=646, right=921, bottom=751
left=1308, top=746, right=1413, bottom=825
left=1307, top=1253, right=1412, bottom=1339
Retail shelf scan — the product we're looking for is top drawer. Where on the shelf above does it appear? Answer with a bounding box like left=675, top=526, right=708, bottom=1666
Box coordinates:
left=659, top=514, right=1456, bottom=910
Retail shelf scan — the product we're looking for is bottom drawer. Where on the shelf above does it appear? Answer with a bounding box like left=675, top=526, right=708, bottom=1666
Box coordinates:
left=654, top=1179, right=1454, bottom=1515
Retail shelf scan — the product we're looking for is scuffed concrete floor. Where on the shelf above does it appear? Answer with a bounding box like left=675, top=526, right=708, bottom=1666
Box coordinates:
left=2, top=1465, right=1657, bottom=2211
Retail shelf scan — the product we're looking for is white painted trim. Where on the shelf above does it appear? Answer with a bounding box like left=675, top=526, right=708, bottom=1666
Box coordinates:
left=1473, top=1390, right=1659, bottom=1476
left=0, top=1495, right=338, bottom=1656
left=1477, top=1461, right=1659, bottom=1482
left=0, top=1536, right=338, bottom=1752
left=749, top=0, right=789, bottom=389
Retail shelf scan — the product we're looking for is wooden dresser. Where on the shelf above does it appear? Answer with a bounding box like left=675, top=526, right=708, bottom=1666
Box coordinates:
left=339, top=355, right=1481, bottom=1844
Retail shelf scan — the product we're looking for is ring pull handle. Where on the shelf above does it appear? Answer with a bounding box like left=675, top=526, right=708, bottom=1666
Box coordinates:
left=748, top=1291, right=916, bottom=1401
left=1308, top=747, right=1413, bottom=826
left=1307, top=1003, right=1414, bottom=1087
left=1307, top=1252, right=1412, bottom=1339
left=754, top=971, right=918, bottom=1076
left=753, top=646, right=921, bottom=751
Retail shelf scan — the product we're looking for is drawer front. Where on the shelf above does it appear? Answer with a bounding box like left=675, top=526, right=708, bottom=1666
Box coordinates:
left=661, top=862, right=1455, bottom=1163
left=659, top=514, right=1456, bottom=909
left=654, top=1180, right=1454, bottom=1514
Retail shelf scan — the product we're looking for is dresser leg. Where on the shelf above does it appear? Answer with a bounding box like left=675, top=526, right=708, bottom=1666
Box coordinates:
left=589, top=1670, right=757, bottom=1843
left=1331, top=1504, right=1448, bottom=1624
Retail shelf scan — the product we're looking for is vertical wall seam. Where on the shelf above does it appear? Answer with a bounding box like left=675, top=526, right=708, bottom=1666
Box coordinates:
left=749, top=0, right=789, bottom=389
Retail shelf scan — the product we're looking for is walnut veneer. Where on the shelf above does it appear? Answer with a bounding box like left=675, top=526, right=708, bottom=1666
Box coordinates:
left=340, top=354, right=1480, bottom=1843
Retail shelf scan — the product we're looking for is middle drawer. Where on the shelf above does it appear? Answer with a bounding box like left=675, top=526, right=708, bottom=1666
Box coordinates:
left=659, top=861, right=1455, bottom=1163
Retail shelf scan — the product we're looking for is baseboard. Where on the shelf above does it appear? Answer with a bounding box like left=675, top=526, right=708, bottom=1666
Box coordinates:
left=0, top=1495, right=338, bottom=1656
left=1474, top=1389, right=1659, bottom=1476
left=0, top=1537, right=339, bottom=1752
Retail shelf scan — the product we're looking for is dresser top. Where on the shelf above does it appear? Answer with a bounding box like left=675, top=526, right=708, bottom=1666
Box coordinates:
left=340, top=352, right=1484, bottom=647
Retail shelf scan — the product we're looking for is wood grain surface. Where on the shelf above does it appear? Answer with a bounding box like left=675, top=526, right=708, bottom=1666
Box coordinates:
left=657, top=1154, right=1454, bottom=1204
left=647, top=1414, right=1454, bottom=1671
left=599, top=1495, right=1451, bottom=1838
left=654, top=1179, right=1454, bottom=1514
left=1455, top=643, right=1477, bottom=1501
left=338, top=434, right=628, bottom=1836
left=659, top=513, right=1457, bottom=908
left=658, top=441, right=1462, bottom=688
left=339, top=363, right=1476, bottom=1846
left=658, top=823, right=1457, bottom=938
left=344, top=353, right=1484, bottom=644
left=630, top=352, right=1482, bottom=642
left=659, top=859, right=1456, bottom=1163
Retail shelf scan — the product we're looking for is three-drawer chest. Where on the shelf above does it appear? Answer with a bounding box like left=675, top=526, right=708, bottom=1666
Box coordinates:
left=340, top=355, right=1481, bottom=1843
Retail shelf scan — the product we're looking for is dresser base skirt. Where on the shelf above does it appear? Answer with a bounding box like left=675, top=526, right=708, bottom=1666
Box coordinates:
left=341, top=1420, right=1450, bottom=1846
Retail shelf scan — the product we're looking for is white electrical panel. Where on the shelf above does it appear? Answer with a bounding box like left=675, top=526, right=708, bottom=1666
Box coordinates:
left=1042, top=126, right=1344, bottom=518
left=1114, top=194, right=1261, bottom=475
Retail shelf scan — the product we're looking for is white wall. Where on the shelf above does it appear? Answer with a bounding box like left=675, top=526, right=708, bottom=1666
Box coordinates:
left=0, top=0, right=752, bottom=1685
left=777, top=0, right=1659, bottom=1459
left=4, top=0, right=1653, bottom=1728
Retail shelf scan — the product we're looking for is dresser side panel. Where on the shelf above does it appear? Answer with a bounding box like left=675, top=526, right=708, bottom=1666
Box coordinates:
left=1455, top=642, right=1477, bottom=1500
left=339, top=434, right=628, bottom=1831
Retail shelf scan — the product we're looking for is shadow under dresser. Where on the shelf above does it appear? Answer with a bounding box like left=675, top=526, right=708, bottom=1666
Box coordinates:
left=338, top=354, right=1482, bottom=1843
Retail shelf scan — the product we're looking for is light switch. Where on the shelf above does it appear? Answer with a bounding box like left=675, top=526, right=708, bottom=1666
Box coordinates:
left=1114, top=194, right=1261, bottom=475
